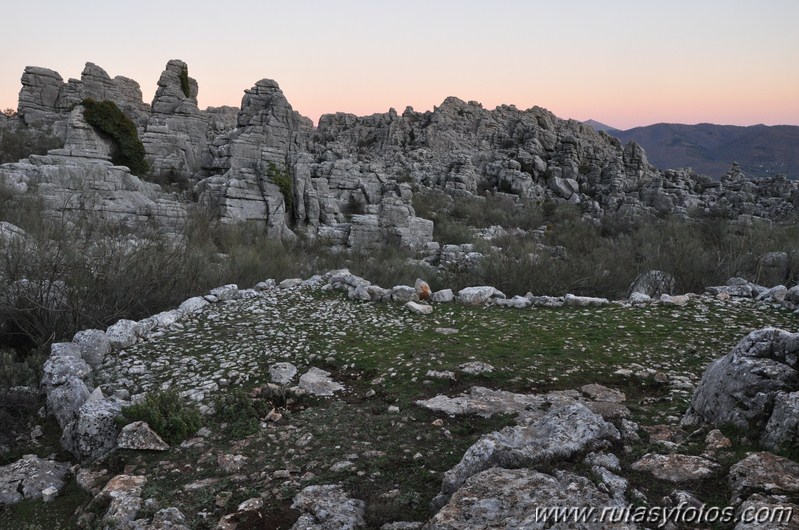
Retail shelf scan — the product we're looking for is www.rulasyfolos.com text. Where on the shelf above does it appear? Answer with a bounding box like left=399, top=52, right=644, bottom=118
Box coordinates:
left=534, top=502, right=794, bottom=527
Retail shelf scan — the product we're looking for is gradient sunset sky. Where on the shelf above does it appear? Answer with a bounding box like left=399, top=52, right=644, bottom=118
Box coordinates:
left=2, top=0, right=797, bottom=130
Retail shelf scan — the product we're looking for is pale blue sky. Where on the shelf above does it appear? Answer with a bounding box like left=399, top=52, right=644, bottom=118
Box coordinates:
left=2, top=0, right=797, bottom=129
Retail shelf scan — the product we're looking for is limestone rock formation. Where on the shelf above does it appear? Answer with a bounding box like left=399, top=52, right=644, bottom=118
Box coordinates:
left=142, top=59, right=210, bottom=182
left=17, top=63, right=150, bottom=136
left=6, top=58, right=799, bottom=252
left=0, top=105, right=186, bottom=230
left=682, top=328, right=799, bottom=452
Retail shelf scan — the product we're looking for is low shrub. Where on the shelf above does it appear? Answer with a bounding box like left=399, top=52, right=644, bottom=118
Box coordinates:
left=118, top=390, right=202, bottom=445
left=0, top=124, right=63, bottom=164
left=213, top=388, right=267, bottom=438
left=266, top=162, right=293, bottom=213
left=82, top=98, right=148, bottom=176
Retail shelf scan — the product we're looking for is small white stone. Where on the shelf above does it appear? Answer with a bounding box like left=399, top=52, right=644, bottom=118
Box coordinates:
left=41, top=486, right=59, bottom=502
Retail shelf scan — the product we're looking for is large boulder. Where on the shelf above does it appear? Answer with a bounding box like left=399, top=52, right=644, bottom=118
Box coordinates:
left=0, top=455, right=70, bottom=506
left=41, top=354, right=91, bottom=388
left=761, top=391, right=799, bottom=452
left=61, top=389, right=126, bottom=460
left=47, top=375, right=90, bottom=429
left=457, top=286, right=505, bottom=305
left=433, top=403, right=620, bottom=508
left=628, top=270, right=675, bottom=299
left=290, top=484, right=365, bottom=530
left=426, top=467, right=636, bottom=530
left=72, top=328, right=111, bottom=368
left=96, top=474, right=147, bottom=528
left=758, top=252, right=790, bottom=286
left=106, top=319, right=141, bottom=349
left=682, top=328, right=799, bottom=451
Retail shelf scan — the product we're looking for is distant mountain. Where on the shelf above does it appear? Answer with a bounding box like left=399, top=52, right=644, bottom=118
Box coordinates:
left=582, top=119, right=619, bottom=133
left=611, top=123, right=799, bottom=179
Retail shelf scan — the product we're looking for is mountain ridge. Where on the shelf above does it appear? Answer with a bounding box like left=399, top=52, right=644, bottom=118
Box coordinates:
left=590, top=122, right=799, bottom=179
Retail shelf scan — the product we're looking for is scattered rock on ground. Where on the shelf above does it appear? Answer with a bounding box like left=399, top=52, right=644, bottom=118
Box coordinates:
left=427, top=467, right=636, bottom=529
left=297, top=367, right=344, bottom=397
left=117, top=421, right=169, bottom=451
left=406, top=301, right=433, bottom=315
left=458, top=361, right=494, bottom=374
left=0, top=455, right=70, bottom=506
left=290, top=484, right=365, bottom=530
left=269, top=362, right=298, bottom=385
left=728, top=452, right=799, bottom=504
left=631, top=453, right=720, bottom=483
left=433, top=403, right=620, bottom=507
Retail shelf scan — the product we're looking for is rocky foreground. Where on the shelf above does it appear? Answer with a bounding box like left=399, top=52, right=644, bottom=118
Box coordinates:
left=2, top=271, right=799, bottom=528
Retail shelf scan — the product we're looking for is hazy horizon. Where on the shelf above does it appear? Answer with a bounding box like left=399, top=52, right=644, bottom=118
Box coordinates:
left=2, top=0, right=797, bottom=130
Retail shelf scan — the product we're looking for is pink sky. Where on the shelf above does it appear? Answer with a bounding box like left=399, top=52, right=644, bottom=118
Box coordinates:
left=2, top=1, right=797, bottom=130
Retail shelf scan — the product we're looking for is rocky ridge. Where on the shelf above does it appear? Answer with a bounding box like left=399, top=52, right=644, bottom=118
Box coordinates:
left=2, top=60, right=797, bottom=250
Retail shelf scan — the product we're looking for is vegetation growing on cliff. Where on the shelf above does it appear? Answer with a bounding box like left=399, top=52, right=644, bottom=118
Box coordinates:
left=178, top=65, right=191, bottom=98
left=82, top=98, right=148, bottom=176
left=267, top=162, right=293, bottom=212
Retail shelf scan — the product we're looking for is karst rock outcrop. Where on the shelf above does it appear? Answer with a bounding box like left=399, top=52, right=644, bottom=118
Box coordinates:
left=2, top=59, right=797, bottom=248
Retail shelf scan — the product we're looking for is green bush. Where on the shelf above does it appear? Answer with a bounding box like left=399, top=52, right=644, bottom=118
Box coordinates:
left=179, top=66, right=191, bottom=98
left=267, top=162, right=293, bottom=213
left=82, top=98, right=148, bottom=176
left=213, top=388, right=266, bottom=438
left=118, top=390, right=202, bottom=445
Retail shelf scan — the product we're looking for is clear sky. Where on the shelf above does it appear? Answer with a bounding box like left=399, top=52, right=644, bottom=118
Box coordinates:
left=2, top=0, right=797, bottom=130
